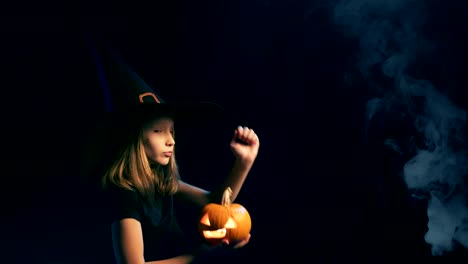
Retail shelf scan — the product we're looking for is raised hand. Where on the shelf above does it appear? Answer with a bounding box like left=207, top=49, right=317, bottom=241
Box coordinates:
left=230, top=126, right=260, bottom=164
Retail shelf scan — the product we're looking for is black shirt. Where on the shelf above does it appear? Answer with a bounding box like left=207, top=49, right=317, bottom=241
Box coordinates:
left=105, top=184, right=191, bottom=261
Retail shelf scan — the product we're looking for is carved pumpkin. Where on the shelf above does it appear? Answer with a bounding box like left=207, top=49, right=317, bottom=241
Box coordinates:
left=198, top=187, right=251, bottom=245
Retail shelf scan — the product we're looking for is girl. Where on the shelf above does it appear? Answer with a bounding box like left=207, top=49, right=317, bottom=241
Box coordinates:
left=90, top=42, right=260, bottom=263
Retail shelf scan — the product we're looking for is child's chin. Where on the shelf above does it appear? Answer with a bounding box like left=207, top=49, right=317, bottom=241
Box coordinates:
left=151, top=159, right=170, bottom=166
left=158, top=161, right=170, bottom=166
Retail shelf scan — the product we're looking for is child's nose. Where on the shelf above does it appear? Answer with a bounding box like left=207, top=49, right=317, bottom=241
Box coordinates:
left=166, top=136, right=175, bottom=146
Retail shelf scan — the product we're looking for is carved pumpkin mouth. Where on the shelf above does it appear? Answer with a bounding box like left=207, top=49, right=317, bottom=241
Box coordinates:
left=202, top=228, right=227, bottom=238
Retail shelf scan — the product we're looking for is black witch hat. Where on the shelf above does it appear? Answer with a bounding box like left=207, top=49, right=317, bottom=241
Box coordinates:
left=87, top=34, right=224, bottom=128
left=80, top=35, right=227, bottom=181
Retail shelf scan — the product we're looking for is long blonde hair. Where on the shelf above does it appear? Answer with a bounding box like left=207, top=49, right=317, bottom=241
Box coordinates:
left=102, top=117, right=180, bottom=201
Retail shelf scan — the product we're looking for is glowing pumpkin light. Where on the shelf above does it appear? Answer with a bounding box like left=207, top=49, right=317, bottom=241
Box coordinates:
left=198, top=187, right=251, bottom=245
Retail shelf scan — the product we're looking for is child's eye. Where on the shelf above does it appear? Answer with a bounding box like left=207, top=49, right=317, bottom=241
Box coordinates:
left=154, top=130, right=162, bottom=133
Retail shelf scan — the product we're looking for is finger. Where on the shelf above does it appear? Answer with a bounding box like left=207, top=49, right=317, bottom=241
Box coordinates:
left=231, top=126, right=241, bottom=141
left=233, top=126, right=247, bottom=142
left=240, top=128, right=257, bottom=145
left=233, top=238, right=249, bottom=249
left=236, top=126, right=243, bottom=138
left=233, top=241, right=245, bottom=249
left=246, top=129, right=257, bottom=144
left=233, top=234, right=251, bottom=249
left=242, top=127, right=252, bottom=142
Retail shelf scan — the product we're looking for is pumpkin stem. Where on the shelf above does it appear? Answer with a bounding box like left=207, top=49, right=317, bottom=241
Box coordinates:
left=221, top=187, right=232, bottom=207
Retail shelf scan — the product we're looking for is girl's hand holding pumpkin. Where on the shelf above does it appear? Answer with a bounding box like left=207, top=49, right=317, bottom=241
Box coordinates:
left=191, top=235, right=251, bottom=264
left=222, top=233, right=251, bottom=249
left=230, top=126, right=260, bottom=165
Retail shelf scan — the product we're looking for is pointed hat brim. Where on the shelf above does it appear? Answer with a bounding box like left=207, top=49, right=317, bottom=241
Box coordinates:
left=88, top=34, right=226, bottom=126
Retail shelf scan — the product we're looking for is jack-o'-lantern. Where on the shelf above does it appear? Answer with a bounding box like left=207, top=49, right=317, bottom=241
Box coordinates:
left=198, top=187, right=251, bottom=245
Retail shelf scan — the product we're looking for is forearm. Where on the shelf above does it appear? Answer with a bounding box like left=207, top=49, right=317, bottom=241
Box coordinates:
left=212, top=157, right=254, bottom=203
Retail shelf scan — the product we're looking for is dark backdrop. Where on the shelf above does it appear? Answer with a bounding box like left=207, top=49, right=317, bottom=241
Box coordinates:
left=10, top=0, right=468, bottom=263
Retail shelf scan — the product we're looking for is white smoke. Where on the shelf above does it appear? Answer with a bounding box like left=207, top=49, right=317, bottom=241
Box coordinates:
left=323, top=0, right=468, bottom=256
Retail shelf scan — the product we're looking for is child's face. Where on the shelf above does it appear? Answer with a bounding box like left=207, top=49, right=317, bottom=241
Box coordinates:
left=142, top=117, right=175, bottom=166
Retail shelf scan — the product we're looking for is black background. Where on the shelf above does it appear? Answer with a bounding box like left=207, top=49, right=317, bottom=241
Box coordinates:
left=9, top=0, right=468, bottom=263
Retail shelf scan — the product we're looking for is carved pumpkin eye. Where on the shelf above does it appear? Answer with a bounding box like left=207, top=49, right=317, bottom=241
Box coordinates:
left=224, top=217, right=237, bottom=228
left=200, top=213, right=211, bottom=226
left=200, top=212, right=229, bottom=239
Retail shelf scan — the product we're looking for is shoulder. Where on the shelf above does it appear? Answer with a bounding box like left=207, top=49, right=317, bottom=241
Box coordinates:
left=103, top=184, right=139, bottom=206
left=106, top=183, right=138, bottom=198
left=103, top=183, right=142, bottom=223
